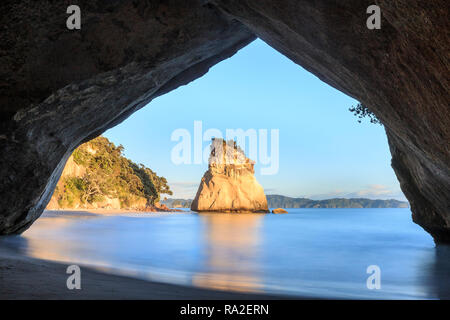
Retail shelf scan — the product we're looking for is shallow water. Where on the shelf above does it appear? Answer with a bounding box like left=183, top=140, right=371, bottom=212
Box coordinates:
left=2, top=208, right=450, bottom=299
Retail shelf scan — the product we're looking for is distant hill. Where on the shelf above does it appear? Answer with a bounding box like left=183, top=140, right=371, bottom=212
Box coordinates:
left=162, top=195, right=409, bottom=209
left=161, top=198, right=193, bottom=208
left=266, top=195, right=409, bottom=208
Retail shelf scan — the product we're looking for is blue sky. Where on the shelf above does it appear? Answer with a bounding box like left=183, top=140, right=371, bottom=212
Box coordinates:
left=104, top=39, right=406, bottom=201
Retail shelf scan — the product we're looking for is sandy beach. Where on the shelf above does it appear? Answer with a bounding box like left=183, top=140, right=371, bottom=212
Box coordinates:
left=0, top=247, right=293, bottom=300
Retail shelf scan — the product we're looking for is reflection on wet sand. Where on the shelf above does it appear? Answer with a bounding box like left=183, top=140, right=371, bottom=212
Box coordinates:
left=1, top=209, right=448, bottom=299
left=14, top=211, right=267, bottom=293
left=22, top=213, right=97, bottom=263
left=192, top=213, right=264, bottom=293
left=16, top=213, right=147, bottom=279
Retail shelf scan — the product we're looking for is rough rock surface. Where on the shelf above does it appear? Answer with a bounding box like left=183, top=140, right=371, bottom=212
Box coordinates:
left=0, top=1, right=449, bottom=242
left=191, top=139, right=269, bottom=213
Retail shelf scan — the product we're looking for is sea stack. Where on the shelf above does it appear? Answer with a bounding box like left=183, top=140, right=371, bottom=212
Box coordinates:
left=191, top=138, right=269, bottom=213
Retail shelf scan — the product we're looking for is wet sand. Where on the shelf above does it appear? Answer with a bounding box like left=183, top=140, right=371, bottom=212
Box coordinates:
left=0, top=248, right=293, bottom=300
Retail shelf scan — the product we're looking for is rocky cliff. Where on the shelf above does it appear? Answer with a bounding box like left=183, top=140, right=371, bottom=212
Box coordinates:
left=46, top=136, right=172, bottom=211
left=191, top=139, right=269, bottom=213
left=46, top=152, right=147, bottom=210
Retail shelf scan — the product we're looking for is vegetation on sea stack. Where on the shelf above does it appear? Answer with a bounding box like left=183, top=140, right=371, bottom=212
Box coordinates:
left=52, top=136, right=172, bottom=208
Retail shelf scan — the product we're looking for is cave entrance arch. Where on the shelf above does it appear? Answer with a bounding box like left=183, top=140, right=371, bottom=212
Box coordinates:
left=0, top=1, right=448, bottom=243
left=98, top=38, right=403, bottom=210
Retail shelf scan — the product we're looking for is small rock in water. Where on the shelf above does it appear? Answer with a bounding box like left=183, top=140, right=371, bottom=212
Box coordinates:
left=272, top=208, right=288, bottom=214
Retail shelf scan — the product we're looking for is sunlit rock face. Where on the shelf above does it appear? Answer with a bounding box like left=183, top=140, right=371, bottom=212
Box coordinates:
left=191, top=139, right=269, bottom=213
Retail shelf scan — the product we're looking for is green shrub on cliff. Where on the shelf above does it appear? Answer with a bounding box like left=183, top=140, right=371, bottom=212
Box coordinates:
left=52, top=136, right=172, bottom=208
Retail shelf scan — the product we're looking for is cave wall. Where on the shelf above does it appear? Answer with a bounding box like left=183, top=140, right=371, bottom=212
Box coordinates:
left=0, top=1, right=449, bottom=241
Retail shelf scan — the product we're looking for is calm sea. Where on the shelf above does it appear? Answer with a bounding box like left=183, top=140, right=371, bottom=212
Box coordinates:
left=2, top=208, right=450, bottom=299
